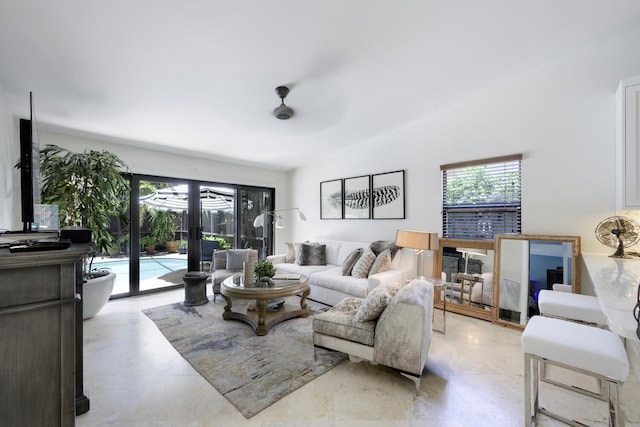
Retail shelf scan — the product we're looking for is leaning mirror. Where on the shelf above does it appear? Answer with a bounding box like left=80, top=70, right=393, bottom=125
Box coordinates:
left=435, top=238, right=496, bottom=321
left=494, top=234, right=581, bottom=328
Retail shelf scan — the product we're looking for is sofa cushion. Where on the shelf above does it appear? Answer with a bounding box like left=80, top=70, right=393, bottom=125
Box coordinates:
left=310, top=267, right=369, bottom=299
left=298, top=243, right=327, bottom=266
left=295, top=241, right=317, bottom=264
left=337, top=241, right=367, bottom=265
left=356, top=282, right=402, bottom=322
left=342, top=248, right=363, bottom=276
left=312, top=297, right=376, bottom=346
left=351, top=249, right=376, bottom=278
left=213, top=269, right=237, bottom=285
left=370, top=240, right=401, bottom=259
left=274, top=262, right=334, bottom=277
left=368, top=249, right=391, bottom=277
left=226, top=249, right=249, bottom=270
left=285, top=242, right=296, bottom=263
left=213, top=250, right=227, bottom=270
left=214, top=249, right=258, bottom=272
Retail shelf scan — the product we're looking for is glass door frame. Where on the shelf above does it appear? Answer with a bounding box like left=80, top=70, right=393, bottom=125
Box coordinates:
left=111, top=175, right=275, bottom=299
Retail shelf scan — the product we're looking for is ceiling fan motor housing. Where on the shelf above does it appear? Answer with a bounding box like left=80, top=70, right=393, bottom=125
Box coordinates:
left=274, top=86, right=293, bottom=119
left=274, top=104, right=293, bottom=119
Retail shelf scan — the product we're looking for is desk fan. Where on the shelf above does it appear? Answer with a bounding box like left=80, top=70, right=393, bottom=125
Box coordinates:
left=595, top=216, right=640, bottom=258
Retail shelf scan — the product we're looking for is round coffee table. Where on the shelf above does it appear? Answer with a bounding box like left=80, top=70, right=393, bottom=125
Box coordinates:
left=220, top=274, right=310, bottom=336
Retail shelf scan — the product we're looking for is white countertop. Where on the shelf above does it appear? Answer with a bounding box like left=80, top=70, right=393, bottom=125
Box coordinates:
left=583, top=252, right=640, bottom=341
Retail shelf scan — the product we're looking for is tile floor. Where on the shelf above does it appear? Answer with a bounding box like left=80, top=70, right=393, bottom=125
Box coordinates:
left=77, top=288, right=640, bottom=427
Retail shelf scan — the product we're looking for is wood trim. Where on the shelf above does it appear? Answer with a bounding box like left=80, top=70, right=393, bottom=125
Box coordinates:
left=434, top=238, right=496, bottom=322
left=440, top=153, right=523, bottom=170
left=493, top=234, right=582, bottom=329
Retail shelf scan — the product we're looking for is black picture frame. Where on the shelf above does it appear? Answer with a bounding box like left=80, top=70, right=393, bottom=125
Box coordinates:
left=320, top=179, right=343, bottom=219
left=343, top=175, right=371, bottom=219
left=372, top=170, right=405, bottom=219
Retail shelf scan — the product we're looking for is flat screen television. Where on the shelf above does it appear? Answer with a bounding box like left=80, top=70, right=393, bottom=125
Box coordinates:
left=19, top=92, right=41, bottom=232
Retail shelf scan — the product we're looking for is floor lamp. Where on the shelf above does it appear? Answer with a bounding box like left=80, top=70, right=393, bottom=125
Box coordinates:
left=253, top=208, right=307, bottom=258
left=395, top=230, right=439, bottom=280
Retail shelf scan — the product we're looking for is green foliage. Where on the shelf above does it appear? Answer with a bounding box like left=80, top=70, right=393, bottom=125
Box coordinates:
left=140, top=235, right=157, bottom=249
left=203, top=235, right=231, bottom=249
left=254, top=260, right=275, bottom=278
left=39, top=144, right=130, bottom=255
left=148, top=209, right=177, bottom=244
left=445, top=164, right=521, bottom=205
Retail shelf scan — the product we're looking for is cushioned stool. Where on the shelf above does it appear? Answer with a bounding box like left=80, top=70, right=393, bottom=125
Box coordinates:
left=538, top=289, right=607, bottom=327
left=522, top=316, right=629, bottom=426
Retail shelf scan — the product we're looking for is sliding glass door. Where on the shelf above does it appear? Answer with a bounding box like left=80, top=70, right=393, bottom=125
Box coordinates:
left=102, top=175, right=274, bottom=299
left=241, top=187, right=274, bottom=259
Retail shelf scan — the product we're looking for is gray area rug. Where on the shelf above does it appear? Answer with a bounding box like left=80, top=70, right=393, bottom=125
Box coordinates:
left=142, top=297, right=346, bottom=418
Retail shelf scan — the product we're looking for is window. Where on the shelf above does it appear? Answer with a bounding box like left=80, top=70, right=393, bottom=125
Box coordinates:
left=441, top=154, right=522, bottom=240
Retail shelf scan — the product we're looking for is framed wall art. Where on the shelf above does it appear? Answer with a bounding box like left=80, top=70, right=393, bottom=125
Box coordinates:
left=372, top=170, right=405, bottom=219
left=320, top=179, right=343, bottom=219
left=343, top=175, right=371, bottom=219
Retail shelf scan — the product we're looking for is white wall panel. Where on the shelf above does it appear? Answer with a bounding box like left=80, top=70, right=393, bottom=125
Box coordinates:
left=290, top=29, right=640, bottom=258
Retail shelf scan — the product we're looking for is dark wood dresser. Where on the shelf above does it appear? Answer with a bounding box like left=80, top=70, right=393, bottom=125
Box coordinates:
left=0, top=245, right=89, bottom=426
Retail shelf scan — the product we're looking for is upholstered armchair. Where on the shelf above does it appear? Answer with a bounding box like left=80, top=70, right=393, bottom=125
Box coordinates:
left=210, top=249, right=258, bottom=301
left=312, top=279, right=434, bottom=391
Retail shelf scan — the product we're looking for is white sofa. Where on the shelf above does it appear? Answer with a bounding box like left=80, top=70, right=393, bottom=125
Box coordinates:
left=267, top=238, right=414, bottom=306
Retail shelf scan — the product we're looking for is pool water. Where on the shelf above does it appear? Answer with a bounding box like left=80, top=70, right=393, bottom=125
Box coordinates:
left=91, top=258, right=188, bottom=294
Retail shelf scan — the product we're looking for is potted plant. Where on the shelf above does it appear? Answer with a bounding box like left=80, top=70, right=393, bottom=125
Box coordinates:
left=178, top=239, right=188, bottom=254
left=254, top=260, right=276, bottom=283
left=140, top=235, right=157, bottom=254
left=39, top=144, right=130, bottom=319
left=149, top=209, right=177, bottom=252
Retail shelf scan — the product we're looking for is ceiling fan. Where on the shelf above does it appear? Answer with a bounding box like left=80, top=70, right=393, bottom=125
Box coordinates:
left=274, top=86, right=294, bottom=120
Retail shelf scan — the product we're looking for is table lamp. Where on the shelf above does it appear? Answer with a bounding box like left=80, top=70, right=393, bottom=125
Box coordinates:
left=395, top=230, right=439, bottom=280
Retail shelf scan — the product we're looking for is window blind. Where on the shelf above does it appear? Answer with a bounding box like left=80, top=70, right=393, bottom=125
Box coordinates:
left=442, top=155, right=522, bottom=240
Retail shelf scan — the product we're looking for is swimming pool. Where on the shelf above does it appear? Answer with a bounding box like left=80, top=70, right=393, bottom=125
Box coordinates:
left=92, top=257, right=188, bottom=294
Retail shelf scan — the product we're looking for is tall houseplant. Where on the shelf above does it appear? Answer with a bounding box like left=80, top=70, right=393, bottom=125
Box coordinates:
left=39, top=144, right=130, bottom=318
left=40, top=144, right=130, bottom=256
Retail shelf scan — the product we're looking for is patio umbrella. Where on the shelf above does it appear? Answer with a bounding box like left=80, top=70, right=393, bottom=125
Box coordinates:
left=139, top=184, right=234, bottom=212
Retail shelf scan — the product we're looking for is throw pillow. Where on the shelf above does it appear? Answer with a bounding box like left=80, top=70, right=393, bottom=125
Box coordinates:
left=298, top=243, right=327, bottom=266
left=285, top=242, right=296, bottom=263
left=226, top=249, right=249, bottom=270
left=351, top=249, right=376, bottom=279
left=368, top=249, right=391, bottom=277
left=355, top=282, right=402, bottom=322
left=342, top=248, right=363, bottom=276
left=213, top=251, right=226, bottom=271
left=369, top=240, right=401, bottom=259
left=294, top=240, right=313, bottom=264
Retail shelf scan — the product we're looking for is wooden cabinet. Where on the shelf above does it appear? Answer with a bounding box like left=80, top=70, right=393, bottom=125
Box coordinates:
left=616, top=76, right=640, bottom=209
left=0, top=245, right=89, bottom=427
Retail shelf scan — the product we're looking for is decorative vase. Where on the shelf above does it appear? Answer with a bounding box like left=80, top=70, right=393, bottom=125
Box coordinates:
left=243, top=261, right=255, bottom=284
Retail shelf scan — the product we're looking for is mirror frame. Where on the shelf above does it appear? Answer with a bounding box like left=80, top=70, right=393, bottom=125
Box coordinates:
left=493, top=234, right=581, bottom=329
left=434, top=238, right=496, bottom=322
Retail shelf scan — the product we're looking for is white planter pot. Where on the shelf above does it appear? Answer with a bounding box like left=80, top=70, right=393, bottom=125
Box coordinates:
left=83, top=272, right=115, bottom=319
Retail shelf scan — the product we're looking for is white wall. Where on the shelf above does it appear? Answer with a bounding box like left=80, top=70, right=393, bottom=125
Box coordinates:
left=0, top=84, right=19, bottom=231
left=37, top=129, right=292, bottom=242
left=289, top=29, right=640, bottom=258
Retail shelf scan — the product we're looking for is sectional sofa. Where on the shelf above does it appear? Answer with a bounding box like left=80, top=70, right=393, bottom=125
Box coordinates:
left=267, top=238, right=414, bottom=306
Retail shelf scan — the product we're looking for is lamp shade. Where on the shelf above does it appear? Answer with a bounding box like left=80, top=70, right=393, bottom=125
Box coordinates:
left=253, top=214, right=265, bottom=228
left=252, top=208, right=306, bottom=228
left=395, top=230, right=439, bottom=251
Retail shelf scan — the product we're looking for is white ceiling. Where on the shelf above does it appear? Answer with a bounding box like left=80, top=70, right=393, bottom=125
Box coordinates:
left=2, top=1, right=640, bottom=171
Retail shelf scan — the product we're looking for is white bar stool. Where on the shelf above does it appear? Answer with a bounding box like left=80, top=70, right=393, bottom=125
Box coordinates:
left=522, top=316, right=629, bottom=426
left=538, top=288, right=608, bottom=327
